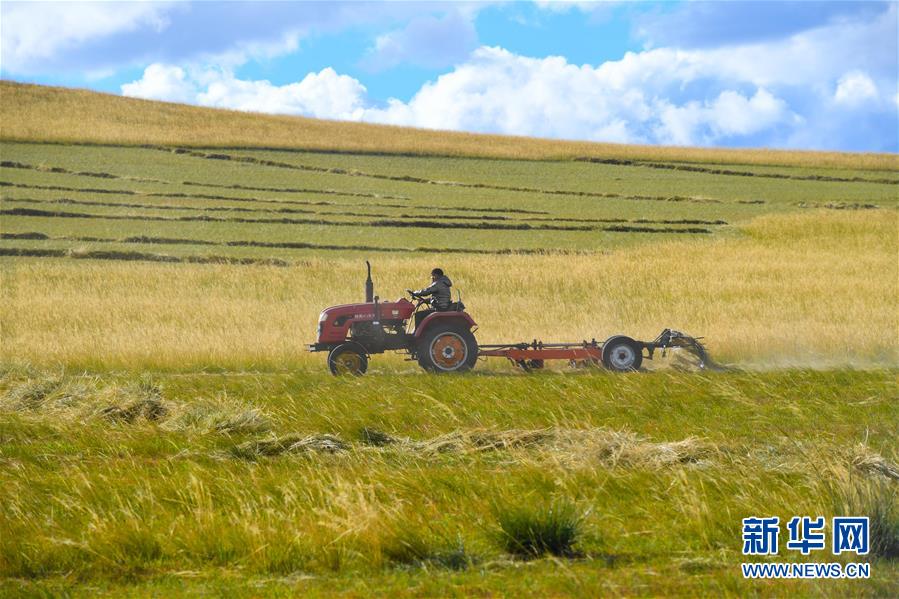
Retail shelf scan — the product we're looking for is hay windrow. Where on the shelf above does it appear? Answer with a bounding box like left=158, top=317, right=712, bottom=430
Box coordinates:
left=575, top=157, right=899, bottom=185
left=231, top=434, right=349, bottom=459
left=796, top=201, right=881, bottom=210
left=0, top=376, right=272, bottom=434
left=248, top=427, right=716, bottom=469
left=850, top=444, right=899, bottom=480
left=163, top=147, right=731, bottom=204
left=0, top=206, right=712, bottom=234
left=0, top=246, right=292, bottom=267
left=99, top=398, right=168, bottom=423
left=1, top=196, right=728, bottom=227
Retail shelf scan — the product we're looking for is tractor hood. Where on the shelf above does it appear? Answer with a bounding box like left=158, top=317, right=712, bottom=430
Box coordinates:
left=318, top=297, right=415, bottom=323
left=316, top=298, right=416, bottom=344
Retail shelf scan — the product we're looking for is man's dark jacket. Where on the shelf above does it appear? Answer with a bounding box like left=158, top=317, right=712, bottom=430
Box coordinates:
left=415, top=275, right=452, bottom=310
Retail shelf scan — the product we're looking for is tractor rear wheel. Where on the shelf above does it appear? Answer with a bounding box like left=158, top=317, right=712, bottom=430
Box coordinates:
left=417, top=323, right=478, bottom=373
left=601, top=336, right=643, bottom=372
left=328, top=343, right=368, bottom=376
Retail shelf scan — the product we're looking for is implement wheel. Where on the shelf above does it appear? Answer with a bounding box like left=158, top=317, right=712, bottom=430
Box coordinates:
left=602, top=336, right=643, bottom=372
left=328, top=343, right=368, bottom=376
left=417, top=323, right=478, bottom=373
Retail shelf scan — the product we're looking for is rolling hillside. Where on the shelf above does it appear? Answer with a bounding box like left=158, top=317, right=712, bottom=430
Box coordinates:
left=3, top=80, right=897, bottom=169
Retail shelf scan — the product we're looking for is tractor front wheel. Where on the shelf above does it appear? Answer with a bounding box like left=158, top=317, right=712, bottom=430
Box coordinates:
left=328, top=343, right=368, bottom=376
left=417, top=323, right=478, bottom=373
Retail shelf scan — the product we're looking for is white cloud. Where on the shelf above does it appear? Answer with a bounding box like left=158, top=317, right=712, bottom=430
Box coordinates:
left=123, top=65, right=368, bottom=120
left=198, top=68, right=368, bottom=119
left=363, top=12, right=477, bottom=71
left=363, top=47, right=653, bottom=141
left=834, top=71, right=879, bottom=106
left=654, top=89, right=795, bottom=146
left=119, top=2, right=895, bottom=151
left=124, top=46, right=799, bottom=147
left=533, top=1, right=621, bottom=13
left=0, top=1, right=449, bottom=76
left=1, top=1, right=176, bottom=74
left=360, top=47, right=800, bottom=146
left=200, top=31, right=304, bottom=71
left=121, top=63, right=196, bottom=104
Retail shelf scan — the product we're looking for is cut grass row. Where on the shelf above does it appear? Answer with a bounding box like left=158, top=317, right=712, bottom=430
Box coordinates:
left=1, top=197, right=729, bottom=226
left=162, top=146, right=899, bottom=194
left=3, top=81, right=897, bottom=170
left=6, top=142, right=898, bottom=209
left=0, top=206, right=717, bottom=236
left=3, top=153, right=767, bottom=206
left=0, top=216, right=673, bottom=253
left=1, top=175, right=774, bottom=221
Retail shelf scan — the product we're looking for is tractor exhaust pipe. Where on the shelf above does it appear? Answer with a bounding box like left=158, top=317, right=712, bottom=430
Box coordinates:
left=365, top=260, right=374, bottom=303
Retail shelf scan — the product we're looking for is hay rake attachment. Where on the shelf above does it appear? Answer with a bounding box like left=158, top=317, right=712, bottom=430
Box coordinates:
left=479, top=329, right=723, bottom=372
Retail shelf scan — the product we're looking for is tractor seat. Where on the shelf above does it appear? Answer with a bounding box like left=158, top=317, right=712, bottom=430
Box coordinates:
left=448, top=301, right=466, bottom=312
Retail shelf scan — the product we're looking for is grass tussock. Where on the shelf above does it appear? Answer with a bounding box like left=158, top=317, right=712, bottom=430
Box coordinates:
left=824, top=466, right=899, bottom=560
left=496, top=499, right=584, bottom=558
left=3, top=81, right=896, bottom=170
left=380, top=530, right=476, bottom=570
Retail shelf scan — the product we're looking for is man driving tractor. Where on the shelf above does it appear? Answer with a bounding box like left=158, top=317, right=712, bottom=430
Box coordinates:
left=407, top=268, right=453, bottom=328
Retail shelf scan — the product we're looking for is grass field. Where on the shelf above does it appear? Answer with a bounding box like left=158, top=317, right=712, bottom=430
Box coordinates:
left=1, top=83, right=897, bottom=597
left=1, top=369, right=897, bottom=597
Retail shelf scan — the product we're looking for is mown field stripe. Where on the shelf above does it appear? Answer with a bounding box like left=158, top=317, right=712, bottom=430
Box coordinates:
left=0, top=207, right=714, bottom=233
left=575, top=157, right=899, bottom=185
left=0, top=247, right=291, bottom=266
left=2, top=197, right=729, bottom=226
left=0, top=179, right=551, bottom=215
left=0, top=173, right=409, bottom=208
left=0, top=234, right=599, bottom=256
left=164, top=147, right=731, bottom=204
left=182, top=181, right=550, bottom=214
left=0, top=160, right=169, bottom=185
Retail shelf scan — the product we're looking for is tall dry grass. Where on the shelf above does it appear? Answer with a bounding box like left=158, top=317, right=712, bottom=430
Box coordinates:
left=2, top=81, right=896, bottom=171
left=1, top=210, right=895, bottom=370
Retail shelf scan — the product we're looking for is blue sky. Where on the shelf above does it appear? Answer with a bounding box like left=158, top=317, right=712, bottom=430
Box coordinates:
left=2, top=1, right=896, bottom=152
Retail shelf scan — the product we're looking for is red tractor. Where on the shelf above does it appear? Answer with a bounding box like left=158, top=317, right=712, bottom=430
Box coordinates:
left=308, top=262, right=479, bottom=375
left=309, top=263, right=718, bottom=375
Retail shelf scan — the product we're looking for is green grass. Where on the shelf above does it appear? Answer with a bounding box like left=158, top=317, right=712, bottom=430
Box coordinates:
left=3, top=140, right=896, bottom=261
left=1, top=368, right=897, bottom=597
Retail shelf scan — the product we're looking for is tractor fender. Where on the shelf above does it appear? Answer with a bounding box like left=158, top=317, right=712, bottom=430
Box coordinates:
left=337, top=340, right=370, bottom=357
left=413, top=311, right=477, bottom=338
